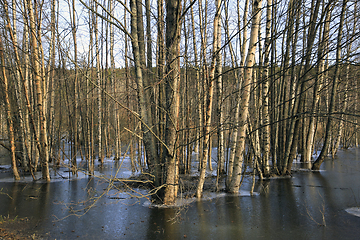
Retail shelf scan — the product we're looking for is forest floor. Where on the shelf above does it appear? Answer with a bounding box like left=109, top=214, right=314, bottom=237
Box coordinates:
left=0, top=217, right=41, bottom=240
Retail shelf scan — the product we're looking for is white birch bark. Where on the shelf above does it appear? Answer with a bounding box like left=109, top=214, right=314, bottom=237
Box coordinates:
left=261, top=0, right=272, bottom=175
left=313, top=0, right=347, bottom=170
left=228, top=0, right=263, bottom=193
left=94, top=1, right=103, bottom=163
left=196, top=0, right=221, bottom=198
left=226, top=0, right=249, bottom=188
left=163, top=0, right=182, bottom=204
left=0, top=35, right=20, bottom=180
left=27, top=0, right=50, bottom=181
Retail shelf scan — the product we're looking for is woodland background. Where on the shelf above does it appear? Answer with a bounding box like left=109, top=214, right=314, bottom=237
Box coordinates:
left=0, top=0, right=359, bottom=204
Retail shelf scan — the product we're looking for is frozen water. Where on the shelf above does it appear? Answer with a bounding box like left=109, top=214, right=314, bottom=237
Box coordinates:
left=345, top=207, right=360, bottom=217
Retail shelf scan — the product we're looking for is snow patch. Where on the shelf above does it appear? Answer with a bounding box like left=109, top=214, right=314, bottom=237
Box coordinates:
left=345, top=207, right=360, bottom=217
left=143, top=190, right=259, bottom=208
left=0, top=169, right=103, bottom=183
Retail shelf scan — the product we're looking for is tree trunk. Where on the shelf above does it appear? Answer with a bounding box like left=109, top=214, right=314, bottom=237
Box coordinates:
left=163, top=0, right=182, bottom=204
left=304, top=3, right=331, bottom=163
left=0, top=36, right=20, bottom=180
left=215, top=12, right=225, bottom=176
left=196, top=0, right=221, bottom=199
left=94, top=1, right=103, bottom=164
left=313, top=0, right=346, bottom=170
left=27, top=0, right=50, bottom=181
left=70, top=0, right=78, bottom=174
left=261, top=0, right=272, bottom=176
left=226, top=0, right=249, bottom=188
left=130, top=0, right=159, bottom=196
left=285, top=0, right=322, bottom=173
left=228, top=0, right=262, bottom=193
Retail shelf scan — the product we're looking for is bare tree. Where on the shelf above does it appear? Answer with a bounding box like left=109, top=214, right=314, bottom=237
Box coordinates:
left=196, top=0, right=222, bottom=198
left=228, top=0, right=263, bottom=193
left=313, top=0, right=347, bottom=170
left=0, top=34, right=20, bottom=180
left=163, top=0, right=182, bottom=204
left=27, top=0, right=50, bottom=181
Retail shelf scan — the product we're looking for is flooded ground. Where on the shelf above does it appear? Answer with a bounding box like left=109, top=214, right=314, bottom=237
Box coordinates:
left=1, top=148, right=360, bottom=239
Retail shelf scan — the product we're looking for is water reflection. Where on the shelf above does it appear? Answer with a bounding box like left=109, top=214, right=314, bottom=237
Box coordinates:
left=1, top=149, right=360, bottom=239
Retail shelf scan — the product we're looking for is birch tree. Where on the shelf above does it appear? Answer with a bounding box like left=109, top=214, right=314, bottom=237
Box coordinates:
left=303, top=1, right=332, bottom=163
left=226, top=0, right=249, bottom=188
left=228, top=0, right=263, bottom=193
left=27, top=0, right=50, bottom=181
left=196, top=0, right=222, bottom=198
left=261, top=0, right=272, bottom=176
left=163, top=0, right=182, bottom=204
left=313, top=0, right=347, bottom=170
left=0, top=35, right=20, bottom=180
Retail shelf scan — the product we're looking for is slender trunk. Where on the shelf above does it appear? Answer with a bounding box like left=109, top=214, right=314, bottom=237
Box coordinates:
left=261, top=0, right=272, bottom=176
left=215, top=13, right=224, bottom=176
left=304, top=3, right=331, bottom=163
left=228, top=0, right=262, bottom=193
left=226, top=0, right=249, bottom=188
left=145, top=0, right=152, bottom=70
left=130, top=0, right=159, bottom=193
left=156, top=0, right=166, bottom=185
left=109, top=0, right=120, bottom=161
left=70, top=0, right=78, bottom=174
left=332, top=76, right=347, bottom=157
left=285, top=0, right=322, bottom=173
left=88, top=0, right=95, bottom=174
left=313, top=0, right=346, bottom=170
left=2, top=0, right=29, bottom=171
left=0, top=36, right=20, bottom=180
left=94, top=2, right=103, bottom=163
left=163, top=0, right=182, bottom=204
left=196, top=0, right=221, bottom=199
left=47, top=0, right=56, bottom=166
left=27, top=0, right=50, bottom=181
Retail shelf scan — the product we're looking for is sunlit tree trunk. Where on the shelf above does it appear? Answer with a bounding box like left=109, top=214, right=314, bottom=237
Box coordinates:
left=228, top=0, right=262, bottom=193
left=2, top=0, right=29, bottom=171
left=278, top=0, right=298, bottom=173
left=261, top=0, right=272, bottom=176
left=182, top=8, right=191, bottom=175
left=130, top=0, right=159, bottom=193
left=215, top=12, right=225, bottom=177
left=47, top=0, right=57, bottom=167
left=332, top=88, right=346, bottom=157
left=0, top=36, right=20, bottom=180
left=196, top=0, right=221, bottom=198
left=226, top=0, right=249, bottom=188
left=304, top=3, right=331, bottom=163
left=332, top=6, right=355, bottom=156
left=190, top=5, right=202, bottom=165
left=223, top=0, right=238, bottom=176
left=145, top=0, right=152, bottom=70
left=132, top=0, right=158, bottom=176
left=197, top=0, right=207, bottom=169
left=87, top=0, right=95, bottom=174
left=21, top=0, right=33, bottom=171
left=108, top=0, right=120, bottom=161
left=27, top=0, right=50, bottom=181
left=94, top=1, right=103, bottom=164
left=69, top=0, right=78, bottom=174
left=13, top=0, right=28, bottom=170
left=3, top=0, right=35, bottom=178
left=163, top=0, right=182, bottom=204
left=249, top=68, right=263, bottom=180
left=285, top=0, right=321, bottom=173
left=156, top=0, right=166, bottom=183
left=313, top=0, right=347, bottom=170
